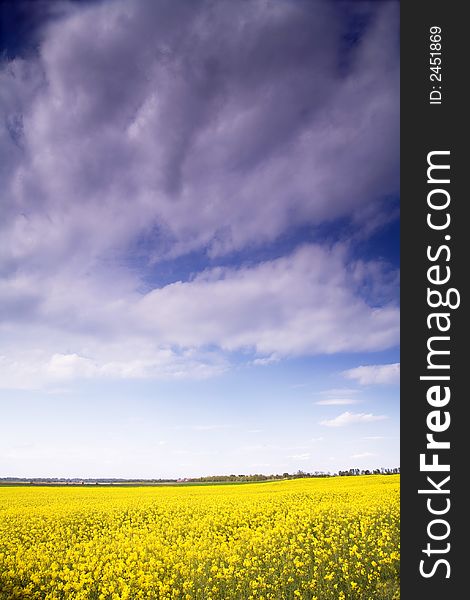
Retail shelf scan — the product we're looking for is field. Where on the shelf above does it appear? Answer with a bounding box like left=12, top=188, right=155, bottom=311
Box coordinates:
left=0, top=476, right=400, bottom=599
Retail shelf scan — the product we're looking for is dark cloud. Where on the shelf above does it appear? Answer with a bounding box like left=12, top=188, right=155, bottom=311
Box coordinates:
left=1, top=0, right=398, bottom=267
left=0, top=0, right=399, bottom=386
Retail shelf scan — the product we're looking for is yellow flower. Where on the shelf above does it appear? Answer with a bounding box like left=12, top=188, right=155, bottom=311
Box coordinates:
left=0, top=475, right=399, bottom=599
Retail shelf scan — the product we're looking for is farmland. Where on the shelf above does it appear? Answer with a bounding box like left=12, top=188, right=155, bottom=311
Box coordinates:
left=0, top=476, right=399, bottom=599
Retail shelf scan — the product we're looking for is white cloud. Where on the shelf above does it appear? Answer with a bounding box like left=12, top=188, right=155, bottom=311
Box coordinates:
left=46, top=353, right=97, bottom=379
left=289, top=453, right=311, bottom=461
left=252, top=355, right=279, bottom=366
left=0, top=244, right=398, bottom=389
left=343, top=363, right=400, bottom=385
left=135, top=245, right=399, bottom=356
left=320, top=411, right=388, bottom=427
left=0, top=346, right=227, bottom=390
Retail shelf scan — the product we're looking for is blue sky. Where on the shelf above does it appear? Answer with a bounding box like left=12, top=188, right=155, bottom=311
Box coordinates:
left=0, top=0, right=399, bottom=478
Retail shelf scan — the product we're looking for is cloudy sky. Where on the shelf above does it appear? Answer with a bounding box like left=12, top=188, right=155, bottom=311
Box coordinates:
left=0, top=0, right=399, bottom=479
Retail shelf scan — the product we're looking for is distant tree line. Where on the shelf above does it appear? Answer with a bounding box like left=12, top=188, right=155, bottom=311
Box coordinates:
left=337, top=467, right=400, bottom=477
left=188, top=468, right=400, bottom=482
left=1, top=468, right=400, bottom=486
left=0, top=477, right=178, bottom=485
left=187, top=473, right=289, bottom=483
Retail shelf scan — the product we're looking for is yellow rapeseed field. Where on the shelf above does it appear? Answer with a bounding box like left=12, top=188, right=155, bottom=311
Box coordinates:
left=0, top=475, right=399, bottom=600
